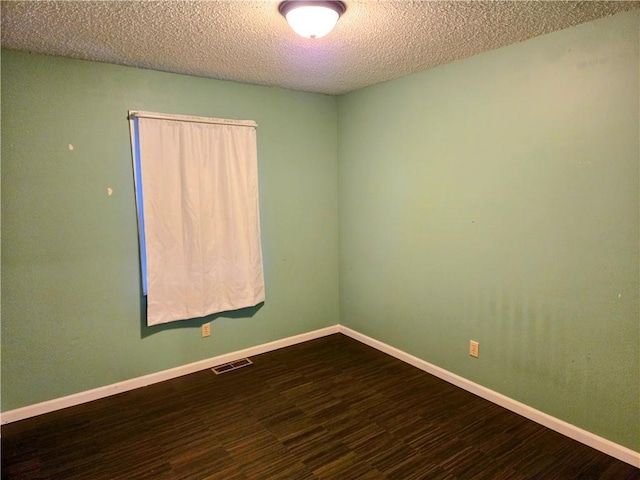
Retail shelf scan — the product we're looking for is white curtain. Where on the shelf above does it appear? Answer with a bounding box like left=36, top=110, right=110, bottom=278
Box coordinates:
left=134, top=115, right=264, bottom=326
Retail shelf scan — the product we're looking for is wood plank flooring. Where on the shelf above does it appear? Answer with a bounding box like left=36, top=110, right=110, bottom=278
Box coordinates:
left=3, top=333, right=639, bottom=479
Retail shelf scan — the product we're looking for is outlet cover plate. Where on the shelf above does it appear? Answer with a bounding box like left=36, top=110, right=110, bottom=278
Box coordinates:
left=202, top=323, right=211, bottom=338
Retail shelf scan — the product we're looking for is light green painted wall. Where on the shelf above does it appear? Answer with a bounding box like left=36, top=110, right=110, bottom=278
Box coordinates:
left=2, top=10, right=639, bottom=453
left=338, top=10, right=639, bottom=451
left=1, top=51, right=339, bottom=410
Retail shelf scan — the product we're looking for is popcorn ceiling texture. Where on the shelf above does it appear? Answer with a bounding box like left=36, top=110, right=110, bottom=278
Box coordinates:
left=2, top=1, right=638, bottom=95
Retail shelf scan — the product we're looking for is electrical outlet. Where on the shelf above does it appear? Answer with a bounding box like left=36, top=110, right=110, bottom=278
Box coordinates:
left=469, top=340, right=479, bottom=358
left=202, top=323, right=211, bottom=338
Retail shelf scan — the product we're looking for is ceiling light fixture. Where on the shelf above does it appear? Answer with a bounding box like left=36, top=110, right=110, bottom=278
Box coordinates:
left=279, top=1, right=346, bottom=39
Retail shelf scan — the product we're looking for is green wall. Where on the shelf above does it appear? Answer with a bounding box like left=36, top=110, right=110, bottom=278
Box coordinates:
left=1, top=51, right=339, bottom=410
left=338, top=10, right=639, bottom=450
left=2, top=10, right=639, bottom=453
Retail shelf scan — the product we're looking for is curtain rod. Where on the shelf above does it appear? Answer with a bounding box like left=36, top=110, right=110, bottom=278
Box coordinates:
left=128, top=110, right=257, bottom=128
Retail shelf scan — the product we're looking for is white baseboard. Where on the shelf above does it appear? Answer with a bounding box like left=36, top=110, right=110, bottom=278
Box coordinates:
left=2, top=323, right=638, bottom=468
left=0, top=325, right=339, bottom=426
left=337, top=325, right=640, bottom=468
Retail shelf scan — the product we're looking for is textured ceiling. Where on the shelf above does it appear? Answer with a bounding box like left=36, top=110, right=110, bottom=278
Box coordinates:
left=2, top=1, right=638, bottom=95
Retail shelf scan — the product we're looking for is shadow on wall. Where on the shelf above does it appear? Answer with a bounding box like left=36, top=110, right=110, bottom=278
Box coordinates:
left=139, top=298, right=264, bottom=338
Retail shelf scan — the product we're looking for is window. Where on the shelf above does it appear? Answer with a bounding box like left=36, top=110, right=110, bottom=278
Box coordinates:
left=129, top=111, right=265, bottom=326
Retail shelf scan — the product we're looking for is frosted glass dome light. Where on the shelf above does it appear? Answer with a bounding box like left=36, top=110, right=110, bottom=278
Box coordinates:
left=279, top=1, right=346, bottom=39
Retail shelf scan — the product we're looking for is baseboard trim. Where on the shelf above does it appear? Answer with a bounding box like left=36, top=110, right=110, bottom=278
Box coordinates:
left=2, top=323, right=638, bottom=468
left=338, top=325, right=640, bottom=468
left=0, top=325, right=340, bottom=426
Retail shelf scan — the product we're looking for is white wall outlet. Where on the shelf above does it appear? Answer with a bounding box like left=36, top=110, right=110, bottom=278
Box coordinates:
left=469, top=340, right=479, bottom=358
left=202, top=323, right=211, bottom=338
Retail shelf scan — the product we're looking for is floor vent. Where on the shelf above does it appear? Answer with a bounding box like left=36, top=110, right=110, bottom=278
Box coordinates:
left=211, top=358, right=253, bottom=375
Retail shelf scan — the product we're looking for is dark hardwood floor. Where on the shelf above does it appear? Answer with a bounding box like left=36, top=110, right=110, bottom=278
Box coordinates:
left=2, top=333, right=638, bottom=479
